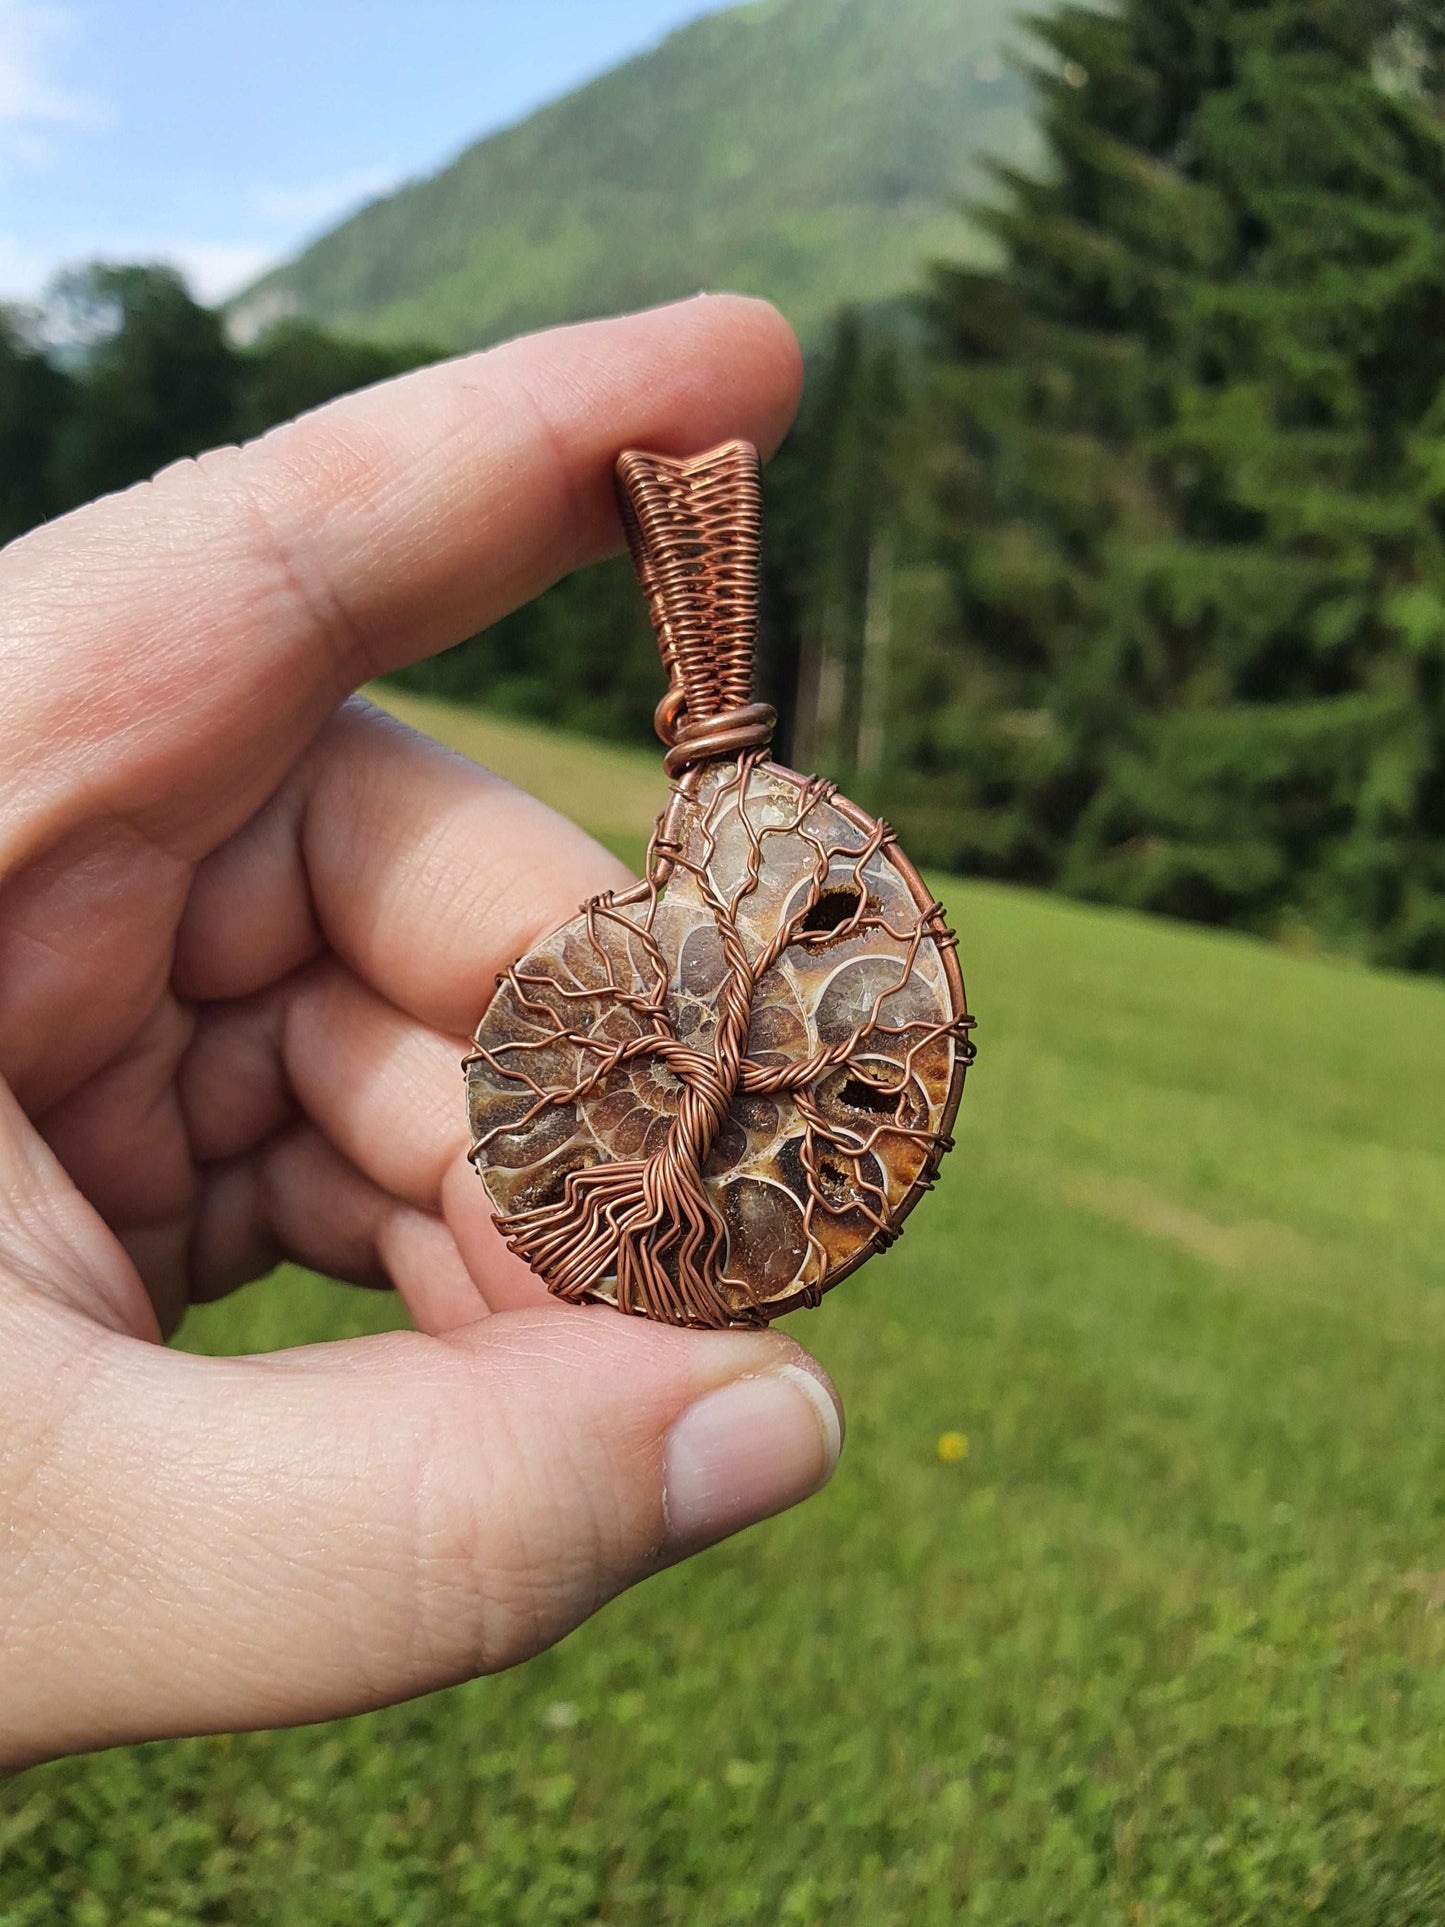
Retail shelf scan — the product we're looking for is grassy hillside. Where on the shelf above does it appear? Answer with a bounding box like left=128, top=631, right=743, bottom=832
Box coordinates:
left=233, top=0, right=1036, bottom=352
left=376, top=687, right=661, bottom=861
left=8, top=701, right=1445, bottom=1921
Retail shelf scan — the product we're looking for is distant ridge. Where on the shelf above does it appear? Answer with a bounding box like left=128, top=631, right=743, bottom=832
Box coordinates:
left=233, top=0, right=1037, bottom=351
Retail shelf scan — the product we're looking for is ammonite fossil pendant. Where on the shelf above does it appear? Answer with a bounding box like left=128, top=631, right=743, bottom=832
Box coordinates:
left=466, top=440, right=974, bottom=1328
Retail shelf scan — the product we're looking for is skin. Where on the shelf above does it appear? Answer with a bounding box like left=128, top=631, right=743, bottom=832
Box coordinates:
left=0, top=296, right=845, bottom=1773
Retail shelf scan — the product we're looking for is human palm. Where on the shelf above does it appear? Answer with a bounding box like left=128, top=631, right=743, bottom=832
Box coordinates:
left=0, top=298, right=842, bottom=1771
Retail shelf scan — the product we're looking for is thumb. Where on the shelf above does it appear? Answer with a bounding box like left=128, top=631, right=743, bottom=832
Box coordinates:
left=0, top=1295, right=842, bottom=1768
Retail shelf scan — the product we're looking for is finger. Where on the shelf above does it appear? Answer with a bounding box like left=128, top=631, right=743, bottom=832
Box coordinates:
left=187, top=954, right=463, bottom=1211
left=32, top=957, right=475, bottom=1330
left=440, top=1149, right=555, bottom=1315
left=190, top=1134, right=545, bottom=1329
left=175, top=987, right=294, bottom=1165
left=0, top=1299, right=842, bottom=1769
left=1, top=296, right=802, bottom=866
left=0, top=1080, right=157, bottom=1340
left=33, top=991, right=199, bottom=1331
left=175, top=699, right=632, bottom=1035
left=182, top=955, right=553, bottom=1320
left=190, top=1124, right=484, bottom=1332
left=38, top=698, right=620, bottom=1320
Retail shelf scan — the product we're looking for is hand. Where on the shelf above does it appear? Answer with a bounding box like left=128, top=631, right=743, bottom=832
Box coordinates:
left=0, top=296, right=842, bottom=1772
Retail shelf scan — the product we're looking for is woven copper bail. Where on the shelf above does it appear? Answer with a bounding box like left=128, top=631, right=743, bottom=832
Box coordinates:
left=615, top=440, right=777, bottom=777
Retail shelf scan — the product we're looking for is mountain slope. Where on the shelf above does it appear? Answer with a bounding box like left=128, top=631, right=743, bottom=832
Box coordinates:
left=234, top=0, right=1037, bottom=351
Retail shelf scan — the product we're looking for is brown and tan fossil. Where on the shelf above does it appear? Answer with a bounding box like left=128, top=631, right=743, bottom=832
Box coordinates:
left=466, top=441, right=974, bottom=1328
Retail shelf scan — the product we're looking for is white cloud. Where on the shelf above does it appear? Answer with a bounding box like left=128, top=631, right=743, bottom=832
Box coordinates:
left=164, top=240, right=275, bottom=303
left=0, top=226, right=52, bottom=300
left=251, top=165, right=398, bottom=232
left=0, top=158, right=396, bottom=308
left=0, top=231, right=273, bottom=305
left=0, top=11, right=402, bottom=312
left=0, top=0, right=102, bottom=167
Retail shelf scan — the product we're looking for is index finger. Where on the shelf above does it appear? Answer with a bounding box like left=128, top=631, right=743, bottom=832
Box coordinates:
left=0, top=295, right=802, bottom=862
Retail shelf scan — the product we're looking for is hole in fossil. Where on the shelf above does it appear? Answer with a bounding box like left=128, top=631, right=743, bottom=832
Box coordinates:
left=773, top=1137, right=888, bottom=1258
left=801, top=885, right=864, bottom=937
left=775, top=1135, right=880, bottom=1201
left=838, top=1075, right=903, bottom=1118
left=817, top=1156, right=851, bottom=1197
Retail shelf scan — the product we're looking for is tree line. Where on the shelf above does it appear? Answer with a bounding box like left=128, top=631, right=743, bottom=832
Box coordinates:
left=0, top=263, right=434, bottom=543
left=5, top=0, right=1445, bottom=973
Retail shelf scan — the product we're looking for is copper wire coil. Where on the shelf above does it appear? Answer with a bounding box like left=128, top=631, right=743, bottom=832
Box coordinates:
left=616, top=442, right=771, bottom=761
left=662, top=701, right=778, bottom=776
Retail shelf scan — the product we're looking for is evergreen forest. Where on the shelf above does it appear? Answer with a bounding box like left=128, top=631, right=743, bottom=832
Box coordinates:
left=5, top=0, right=1445, bottom=973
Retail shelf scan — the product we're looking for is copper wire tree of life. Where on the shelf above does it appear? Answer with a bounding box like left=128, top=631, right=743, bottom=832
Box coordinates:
left=466, top=442, right=974, bottom=1329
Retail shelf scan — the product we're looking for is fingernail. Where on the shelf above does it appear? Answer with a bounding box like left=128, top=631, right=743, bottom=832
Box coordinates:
left=663, top=1363, right=842, bottom=1551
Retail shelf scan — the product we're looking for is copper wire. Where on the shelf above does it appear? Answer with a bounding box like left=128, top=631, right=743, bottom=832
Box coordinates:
left=465, top=442, right=971, bottom=1329
left=616, top=441, right=776, bottom=772
left=469, top=755, right=973, bottom=1329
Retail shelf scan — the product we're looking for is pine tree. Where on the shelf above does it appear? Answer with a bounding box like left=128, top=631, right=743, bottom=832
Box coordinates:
left=765, top=309, right=911, bottom=790
left=49, top=266, right=242, bottom=510
left=0, top=309, right=72, bottom=543
left=917, top=0, right=1445, bottom=967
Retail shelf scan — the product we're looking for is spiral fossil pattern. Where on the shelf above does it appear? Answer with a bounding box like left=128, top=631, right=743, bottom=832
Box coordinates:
left=466, top=754, right=973, bottom=1328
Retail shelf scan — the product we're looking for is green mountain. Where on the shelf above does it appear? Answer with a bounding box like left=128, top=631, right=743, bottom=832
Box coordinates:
left=233, top=0, right=1037, bottom=352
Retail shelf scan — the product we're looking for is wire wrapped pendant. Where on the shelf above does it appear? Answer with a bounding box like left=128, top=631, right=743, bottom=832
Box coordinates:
left=465, top=441, right=975, bottom=1328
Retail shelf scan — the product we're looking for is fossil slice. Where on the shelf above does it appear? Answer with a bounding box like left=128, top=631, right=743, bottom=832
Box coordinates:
left=467, top=754, right=972, bottom=1328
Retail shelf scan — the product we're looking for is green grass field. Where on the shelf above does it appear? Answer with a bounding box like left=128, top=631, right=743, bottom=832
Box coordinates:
left=7, top=698, right=1445, bottom=1924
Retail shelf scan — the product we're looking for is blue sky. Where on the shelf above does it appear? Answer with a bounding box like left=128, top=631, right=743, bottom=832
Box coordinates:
left=0, top=0, right=727, bottom=303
